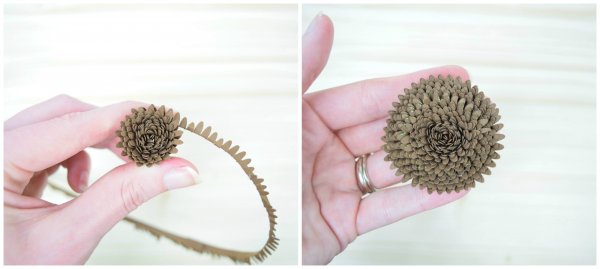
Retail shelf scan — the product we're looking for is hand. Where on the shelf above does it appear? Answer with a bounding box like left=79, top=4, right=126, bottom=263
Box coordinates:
left=302, top=14, right=469, bottom=264
left=4, top=95, right=200, bottom=264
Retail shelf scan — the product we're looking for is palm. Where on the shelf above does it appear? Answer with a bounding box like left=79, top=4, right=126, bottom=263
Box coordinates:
left=302, top=14, right=470, bottom=265
left=302, top=99, right=362, bottom=264
left=302, top=70, right=471, bottom=264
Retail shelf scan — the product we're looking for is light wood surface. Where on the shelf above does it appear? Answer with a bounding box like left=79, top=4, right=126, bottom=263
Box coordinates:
left=303, top=4, right=596, bottom=265
left=4, top=4, right=298, bottom=265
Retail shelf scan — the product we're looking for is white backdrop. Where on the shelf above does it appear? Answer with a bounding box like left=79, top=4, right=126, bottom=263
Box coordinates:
left=4, top=4, right=298, bottom=265
left=303, top=4, right=596, bottom=265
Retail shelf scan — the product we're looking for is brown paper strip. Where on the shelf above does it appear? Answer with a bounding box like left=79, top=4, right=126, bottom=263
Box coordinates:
left=51, top=105, right=278, bottom=264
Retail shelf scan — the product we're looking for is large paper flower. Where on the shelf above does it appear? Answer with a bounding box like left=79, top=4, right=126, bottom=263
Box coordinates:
left=116, top=105, right=183, bottom=167
left=382, top=75, right=504, bottom=194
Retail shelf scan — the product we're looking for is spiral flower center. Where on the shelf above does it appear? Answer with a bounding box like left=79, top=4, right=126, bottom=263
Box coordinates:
left=426, top=122, right=464, bottom=155
left=142, top=133, right=156, bottom=147
left=136, top=119, right=169, bottom=151
left=382, top=75, right=503, bottom=194
left=116, top=105, right=184, bottom=167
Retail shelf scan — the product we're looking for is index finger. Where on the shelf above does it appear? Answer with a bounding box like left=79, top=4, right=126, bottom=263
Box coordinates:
left=304, top=65, right=469, bottom=131
left=4, top=94, right=96, bottom=131
left=4, top=101, right=145, bottom=176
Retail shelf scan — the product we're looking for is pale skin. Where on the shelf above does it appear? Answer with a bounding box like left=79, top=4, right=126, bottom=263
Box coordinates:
left=4, top=96, right=200, bottom=264
left=302, top=14, right=469, bottom=264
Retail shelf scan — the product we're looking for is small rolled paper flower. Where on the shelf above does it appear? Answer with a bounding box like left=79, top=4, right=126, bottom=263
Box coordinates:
left=116, top=105, right=184, bottom=167
left=382, top=75, right=504, bottom=194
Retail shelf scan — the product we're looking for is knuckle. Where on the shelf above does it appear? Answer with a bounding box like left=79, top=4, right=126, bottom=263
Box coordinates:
left=414, top=189, right=428, bottom=212
left=56, top=111, right=87, bottom=147
left=57, top=110, right=84, bottom=122
left=451, top=64, right=467, bottom=71
left=358, top=80, right=371, bottom=106
left=448, top=65, right=469, bottom=78
left=120, top=179, right=148, bottom=213
left=381, top=195, right=395, bottom=224
left=54, top=94, right=85, bottom=107
left=119, top=100, right=145, bottom=109
left=54, top=94, right=75, bottom=102
left=360, top=79, right=384, bottom=115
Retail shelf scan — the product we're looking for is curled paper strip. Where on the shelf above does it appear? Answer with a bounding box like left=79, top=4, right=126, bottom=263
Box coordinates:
left=115, top=105, right=183, bottom=167
left=382, top=75, right=504, bottom=194
left=51, top=104, right=278, bottom=264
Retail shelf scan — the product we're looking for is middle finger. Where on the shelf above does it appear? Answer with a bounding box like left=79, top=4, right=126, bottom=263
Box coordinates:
left=364, top=150, right=405, bottom=189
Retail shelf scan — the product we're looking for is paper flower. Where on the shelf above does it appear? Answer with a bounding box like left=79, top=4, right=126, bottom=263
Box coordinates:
left=113, top=104, right=278, bottom=263
left=116, top=105, right=183, bottom=167
left=382, top=75, right=504, bottom=194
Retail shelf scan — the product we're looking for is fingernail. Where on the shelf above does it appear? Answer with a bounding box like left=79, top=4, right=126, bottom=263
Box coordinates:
left=79, top=171, right=89, bottom=193
left=304, top=12, right=324, bottom=36
left=163, top=167, right=200, bottom=190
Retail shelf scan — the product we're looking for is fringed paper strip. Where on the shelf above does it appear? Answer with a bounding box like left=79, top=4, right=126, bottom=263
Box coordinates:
left=52, top=104, right=278, bottom=264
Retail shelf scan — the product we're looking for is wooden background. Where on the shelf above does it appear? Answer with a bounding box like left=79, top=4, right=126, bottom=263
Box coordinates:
left=4, top=4, right=298, bottom=265
left=303, top=4, right=596, bottom=265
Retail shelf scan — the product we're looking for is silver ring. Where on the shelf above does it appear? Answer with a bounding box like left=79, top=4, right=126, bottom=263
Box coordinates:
left=356, top=154, right=376, bottom=195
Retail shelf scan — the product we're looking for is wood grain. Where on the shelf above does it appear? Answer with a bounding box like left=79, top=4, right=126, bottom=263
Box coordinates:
left=4, top=4, right=298, bottom=265
left=303, top=4, right=595, bottom=265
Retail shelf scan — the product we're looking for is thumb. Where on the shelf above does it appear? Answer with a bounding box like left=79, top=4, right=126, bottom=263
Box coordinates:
left=302, top=12, right=334, bottom=93
left=58, top=157, right=200, bottom=240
